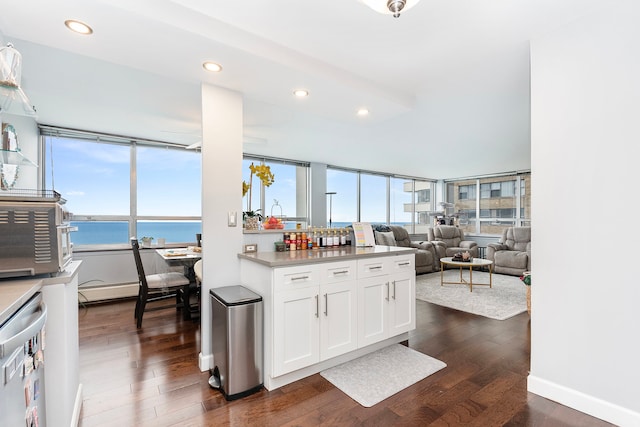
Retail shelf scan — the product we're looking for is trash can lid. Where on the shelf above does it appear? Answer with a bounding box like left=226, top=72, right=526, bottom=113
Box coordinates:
left=210, top=285, right=262, bottom=306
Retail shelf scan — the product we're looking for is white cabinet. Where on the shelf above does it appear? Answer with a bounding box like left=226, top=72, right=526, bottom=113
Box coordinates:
left=273, top=260, right=357, bottom=376
left=320, top=273, right=357, bottom=361
left=239, top=248, right=416, bottom=390
left=273, top=285, right=320, bottom=376
left=357, top=255, right=415, bottom=347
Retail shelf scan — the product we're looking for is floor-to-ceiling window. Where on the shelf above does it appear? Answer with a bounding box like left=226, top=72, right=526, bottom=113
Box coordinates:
left=445, top=172, right=531, bottom=235
left=41, top=127, right=202, bottom=247
left=327, top=165, right=435, bottom=233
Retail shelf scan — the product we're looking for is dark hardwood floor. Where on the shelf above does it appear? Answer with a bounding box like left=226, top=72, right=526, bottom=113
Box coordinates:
left=77, top=294, right=615, bottom=427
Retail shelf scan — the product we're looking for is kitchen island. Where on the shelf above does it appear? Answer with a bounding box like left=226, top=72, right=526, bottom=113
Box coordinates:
left=239, top=245, right=416, bottom=390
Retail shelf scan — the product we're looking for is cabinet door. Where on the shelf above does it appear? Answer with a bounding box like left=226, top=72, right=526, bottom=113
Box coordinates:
left=388, top=271, right=416, bottom=336
left=320, top=281, right=358, bottom=361
left=273, top=287, right=320, bottom=376
left=357, top=275, right=389, bottom=347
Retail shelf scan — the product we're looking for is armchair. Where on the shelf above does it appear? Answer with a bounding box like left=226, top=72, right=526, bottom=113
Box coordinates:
left=373, top=225, right=438, bottom=273
left=427, top=225, right=479, bottom=260
left=486, top=227, right=531, bottom=276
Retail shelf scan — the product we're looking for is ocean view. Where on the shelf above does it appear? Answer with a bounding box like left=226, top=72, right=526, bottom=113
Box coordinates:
left=71, top=221, right=202, bottom=245
left=71, top=220, right=407, bottom=245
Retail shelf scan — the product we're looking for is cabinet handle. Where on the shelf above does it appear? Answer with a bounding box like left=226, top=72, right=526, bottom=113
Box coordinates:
left=369, top=265, right=382, bottom=271
left=398, top=262, right=410, bottom=266
left=385, top=282, right=390, bottom=301
left=392, top=280, right=396, bottom=300
left=291, top=275, right=310, bottom=281
left=332, top=270, right=349, bottom=276
left=315, top=295, right=319, bottom=318
left=324, top=293, right=328, bottom=316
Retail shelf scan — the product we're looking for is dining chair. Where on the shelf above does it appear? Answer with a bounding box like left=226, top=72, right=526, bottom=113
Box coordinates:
left=131, top=237, right=190, bottom=328
left=182, top=259, right=203, bottom=321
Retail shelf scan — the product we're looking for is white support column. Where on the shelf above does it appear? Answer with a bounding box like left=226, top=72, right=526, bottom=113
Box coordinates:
left=199, top=84, right=244, bottom=370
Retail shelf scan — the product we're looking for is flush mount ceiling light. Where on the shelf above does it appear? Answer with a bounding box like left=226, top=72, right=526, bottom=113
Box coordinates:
left=293, top=89, right=309, bottom=97
left=64, top=19, right=93, bottom=35
left=202, top=61, right=222, bottom=72
left=361, top=0, right=420, bottom=18
left=357, top=108, right=370, bottom=116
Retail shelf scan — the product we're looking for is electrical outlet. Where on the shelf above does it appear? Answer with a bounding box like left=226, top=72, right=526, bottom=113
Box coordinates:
left=244, top=244, right=258, bottom=253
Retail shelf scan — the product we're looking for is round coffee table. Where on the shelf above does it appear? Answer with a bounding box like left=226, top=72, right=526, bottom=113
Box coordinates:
left=440, top=257, right=494, bottom=292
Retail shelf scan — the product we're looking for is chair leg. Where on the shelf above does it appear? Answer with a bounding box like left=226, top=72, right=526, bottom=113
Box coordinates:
left=182, top=284, right=192, bottom=321
left=136, top=288, right=148, bottom=329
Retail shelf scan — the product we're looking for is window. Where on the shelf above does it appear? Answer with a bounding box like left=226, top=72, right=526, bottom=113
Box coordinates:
left=327, top=166, right=435, bottom=233
left=243, top=156, right=309, bottom=228
left=326, top=168, right=357, bottom=227
left=446, top=173, right=531, bottom=235
left=360, top=173, right=387, bottom=223
left=42, top=129, right=202, bottom=247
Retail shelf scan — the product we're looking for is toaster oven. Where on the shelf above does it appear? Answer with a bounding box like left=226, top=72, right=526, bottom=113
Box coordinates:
left=0, top=191, right=76, bottom=279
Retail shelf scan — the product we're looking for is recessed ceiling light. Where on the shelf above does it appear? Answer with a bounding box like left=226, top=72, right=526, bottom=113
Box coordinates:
left=357, top=108, right=370, bottom=116
left=203, top=62, right=222, bottom=72
left=293, top=89, right=309, bottom=97
left=64, top=20, right=93, bottom=35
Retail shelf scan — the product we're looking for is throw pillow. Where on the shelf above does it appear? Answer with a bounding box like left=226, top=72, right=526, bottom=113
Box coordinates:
left=375, top=231, right=397, bottom=246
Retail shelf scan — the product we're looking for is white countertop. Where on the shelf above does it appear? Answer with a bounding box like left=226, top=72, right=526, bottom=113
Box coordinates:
left=0, top=261, right=82, bottom=326
left=238, top=245, right=416, bottom=267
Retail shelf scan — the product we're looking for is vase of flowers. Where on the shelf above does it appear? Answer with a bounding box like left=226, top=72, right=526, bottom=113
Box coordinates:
left=242, top=162, right=274, bottom=229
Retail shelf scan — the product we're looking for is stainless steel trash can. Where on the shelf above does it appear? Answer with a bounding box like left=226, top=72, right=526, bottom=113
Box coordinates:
left=209, top=285, right=263, bottom=400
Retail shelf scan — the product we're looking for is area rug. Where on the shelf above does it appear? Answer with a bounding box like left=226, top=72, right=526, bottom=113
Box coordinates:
left=320, top=344, right=446, bottom=407
left=416, top=271, right=527, bottom=320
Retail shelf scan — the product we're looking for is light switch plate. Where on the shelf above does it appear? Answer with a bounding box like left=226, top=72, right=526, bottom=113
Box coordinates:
left=244, top=244, right=258, bottom=253
left=228, top=211, right=237, bottom=227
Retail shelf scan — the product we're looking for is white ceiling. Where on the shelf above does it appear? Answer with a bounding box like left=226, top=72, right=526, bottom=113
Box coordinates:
left=0, top=0, right=609, bottom=179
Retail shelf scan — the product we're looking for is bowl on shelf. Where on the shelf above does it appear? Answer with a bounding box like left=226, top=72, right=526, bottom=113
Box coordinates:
left=263, top=223, right=284, bottom=229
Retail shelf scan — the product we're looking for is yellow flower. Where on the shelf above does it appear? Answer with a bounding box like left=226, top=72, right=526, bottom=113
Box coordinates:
left=243, top=162, right=275, bottom=213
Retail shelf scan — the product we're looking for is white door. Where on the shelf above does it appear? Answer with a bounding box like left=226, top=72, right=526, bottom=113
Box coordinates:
left=320, top=281, right=358, bottom=360
left=273, top=286, right=320, bottom=376
left=357, top=275, right=389, bottom=347
left=388, top=271, right=416, bottom=336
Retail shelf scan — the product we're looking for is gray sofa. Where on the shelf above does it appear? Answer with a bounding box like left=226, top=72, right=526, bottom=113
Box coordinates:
left=486, top=227, right=531, bottom=276
left=427, top=225, right=479, bottom=259
left=373, top=225, right=437, bottom=274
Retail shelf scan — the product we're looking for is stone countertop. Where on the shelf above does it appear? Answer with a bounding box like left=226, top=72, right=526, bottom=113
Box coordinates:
left=0, top=261, right=82, bottom=326
left=238, top=245, right=416, bottom=267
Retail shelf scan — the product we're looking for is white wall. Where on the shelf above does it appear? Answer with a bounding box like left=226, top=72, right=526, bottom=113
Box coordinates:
left=529, top=1, right=640, bottom=425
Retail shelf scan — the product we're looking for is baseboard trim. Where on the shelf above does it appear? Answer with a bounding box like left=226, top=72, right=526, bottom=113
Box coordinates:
left=71, top=383, right=83, bottom=427
left=199, top=352, right=213, bottom=372
left=78, top=283, right=138, bottom=303
left=528, top=374, right=640, bottom=426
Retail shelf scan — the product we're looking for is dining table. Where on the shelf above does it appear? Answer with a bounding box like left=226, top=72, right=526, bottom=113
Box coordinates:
left=156, top=246, right=202, bottom=320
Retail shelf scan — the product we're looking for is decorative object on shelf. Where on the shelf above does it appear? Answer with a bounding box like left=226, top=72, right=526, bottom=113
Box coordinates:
left=242, top=162, right=274, bottom=227
left=140, top=236, right=154, bottom=248
left=264, top=199, right=285, bottom=229
left=520, top=271, right=531, bottom=315
left=1, top=123, right=20, bottom=190
left=360, top=0, right=421, bottom=18
left=0, top=42, right=36, bottom=116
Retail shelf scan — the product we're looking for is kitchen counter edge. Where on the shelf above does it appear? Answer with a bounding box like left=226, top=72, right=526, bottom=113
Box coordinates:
left=238, top=245, right=416, bottom=267
left=0, top=260, right=82, bottom=326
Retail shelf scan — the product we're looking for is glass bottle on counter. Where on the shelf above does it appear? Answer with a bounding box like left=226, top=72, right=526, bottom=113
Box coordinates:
left=289, top=232, right=297, bottom=251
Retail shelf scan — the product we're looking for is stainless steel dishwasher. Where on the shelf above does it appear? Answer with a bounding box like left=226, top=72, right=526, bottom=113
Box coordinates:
left=0, top=293, right=48, bottom=427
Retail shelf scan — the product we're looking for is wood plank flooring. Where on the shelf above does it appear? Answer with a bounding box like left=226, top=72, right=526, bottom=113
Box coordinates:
left=77, top=295, right=615, bottom=427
